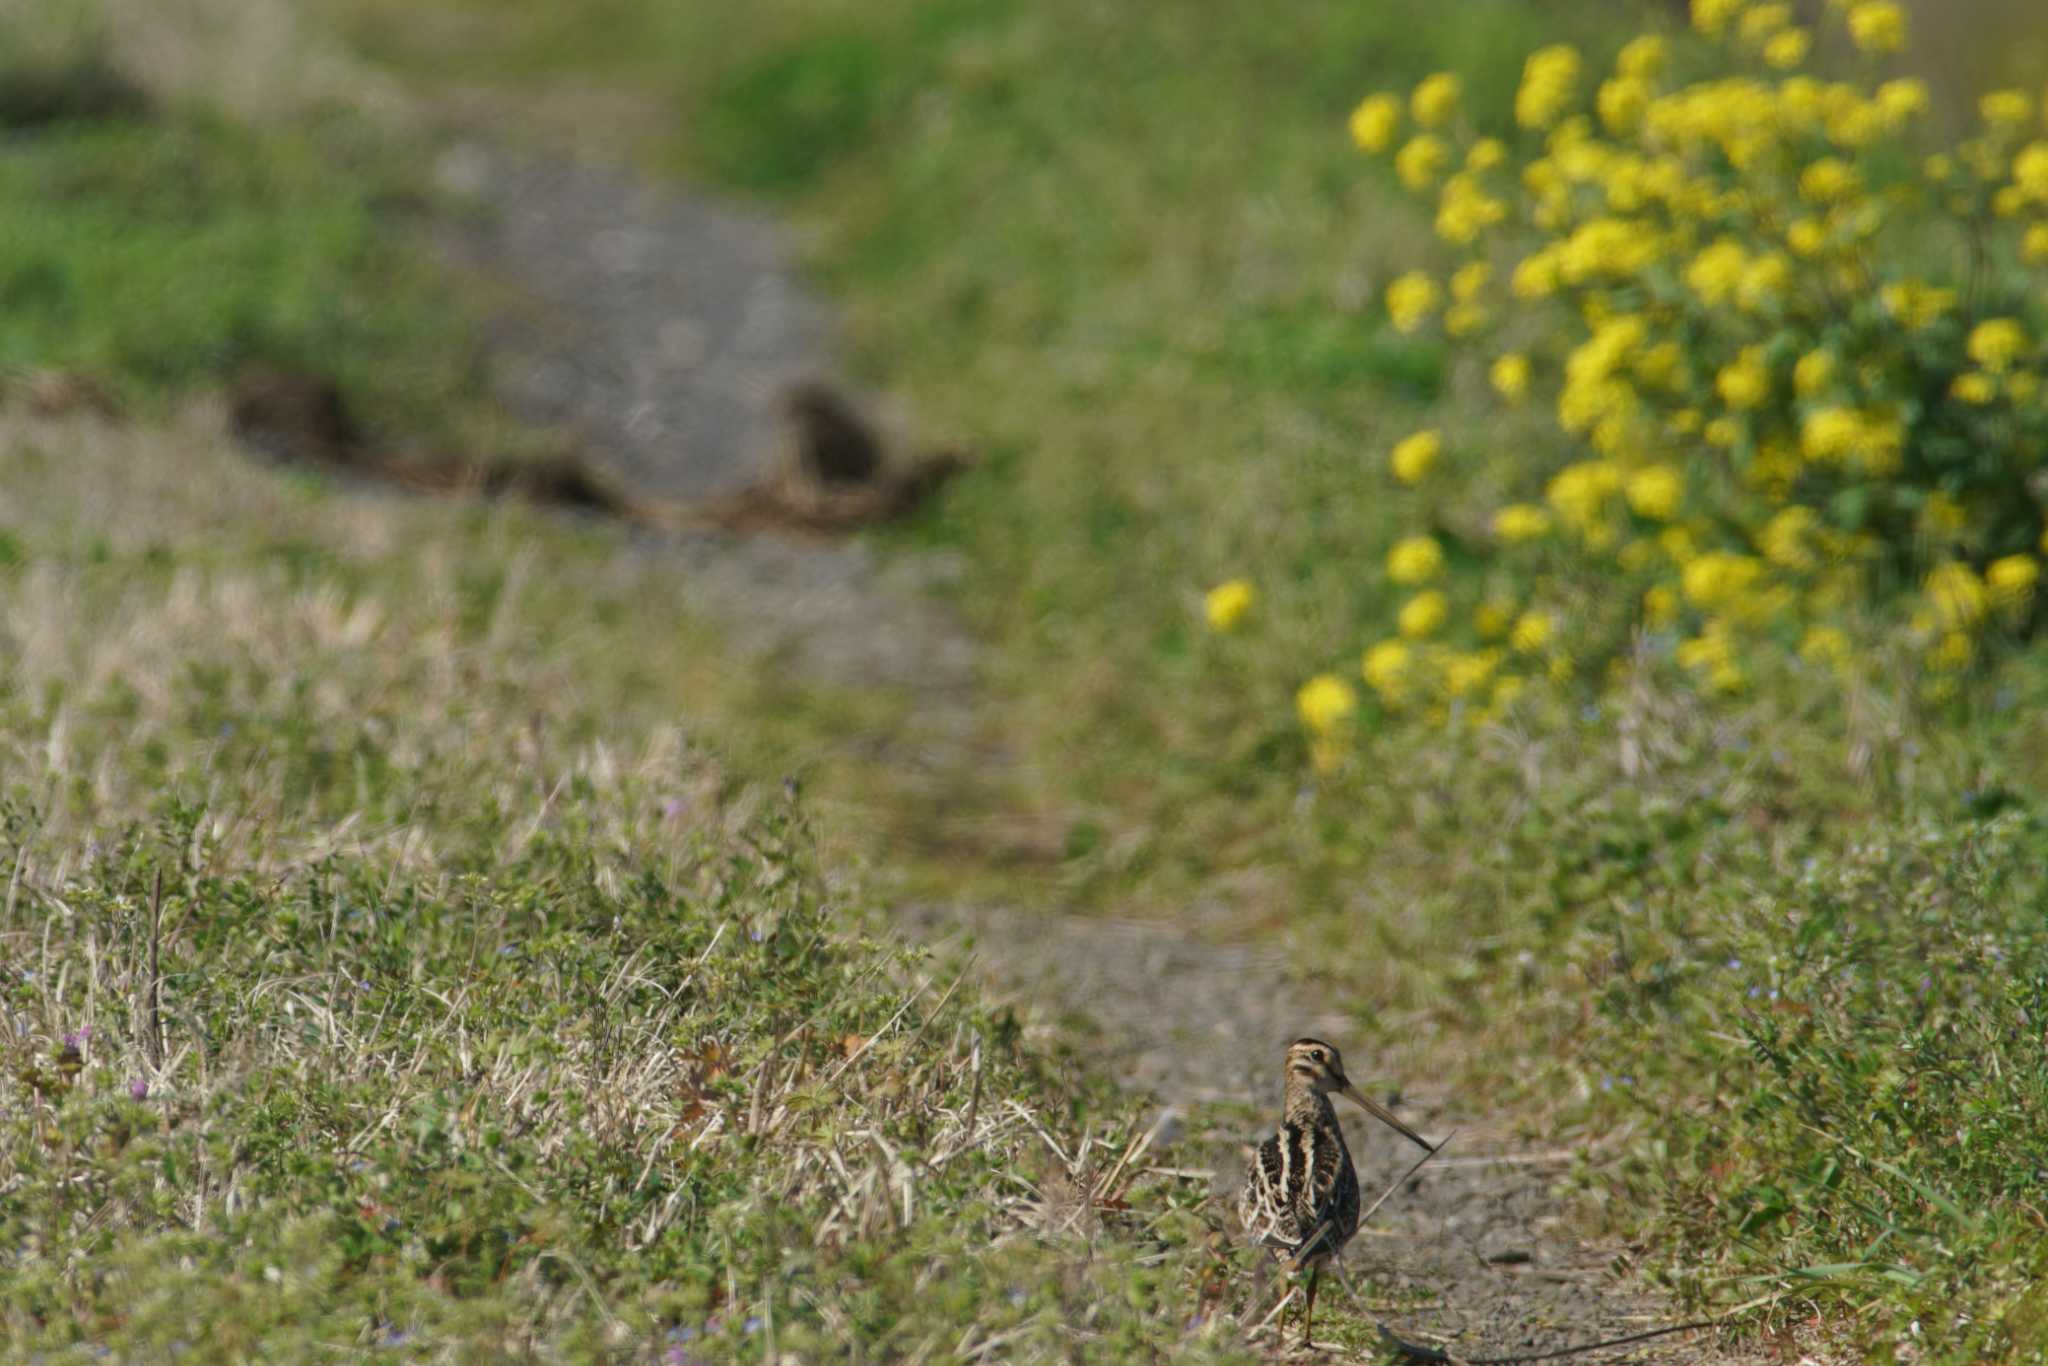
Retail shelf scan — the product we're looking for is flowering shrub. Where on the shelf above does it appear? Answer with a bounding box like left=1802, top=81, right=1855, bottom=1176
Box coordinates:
left=1248, top=0, right=2048, bottom=751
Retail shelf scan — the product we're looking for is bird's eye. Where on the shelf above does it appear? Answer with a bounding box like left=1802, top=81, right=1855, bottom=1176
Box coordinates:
left=1311, top=1050, right=1325, bottom=1063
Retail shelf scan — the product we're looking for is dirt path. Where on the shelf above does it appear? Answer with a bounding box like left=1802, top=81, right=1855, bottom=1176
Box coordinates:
left=440, top=143, right=1748, bottom=1363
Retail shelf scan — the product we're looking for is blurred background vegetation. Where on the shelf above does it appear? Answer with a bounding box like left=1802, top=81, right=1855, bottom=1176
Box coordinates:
left=4, top=0, right=2048, bottom=1356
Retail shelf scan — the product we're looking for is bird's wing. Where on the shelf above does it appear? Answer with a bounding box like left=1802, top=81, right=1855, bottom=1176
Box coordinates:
left=1240, top=1131, right=1304, bottom=1246
left=1243, top=1118, right=1350, bottom=1248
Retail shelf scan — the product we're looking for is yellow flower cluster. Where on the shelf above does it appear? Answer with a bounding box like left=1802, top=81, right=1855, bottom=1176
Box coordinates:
left=1312, top=0, right=2048, bottom=734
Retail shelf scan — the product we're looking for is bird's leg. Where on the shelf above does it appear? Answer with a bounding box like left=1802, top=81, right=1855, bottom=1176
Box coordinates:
left=1301, top=1265, right=1320, bottom=1349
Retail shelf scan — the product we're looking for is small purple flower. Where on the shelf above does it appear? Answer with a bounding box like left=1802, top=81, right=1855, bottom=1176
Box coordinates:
left=1917, top=975, right=1933, bottom=999
left=129, top=1077, right=150, bottom=1101
left=1725, top=958, right=1741, bottom=971
left=1748, top=985, right=1763, bottom=999
left=663, top=797, right=689, bottom=819
left=742, top=1317, right=763, bottom=1335
left=63, top=1027, right=91, bottom=1051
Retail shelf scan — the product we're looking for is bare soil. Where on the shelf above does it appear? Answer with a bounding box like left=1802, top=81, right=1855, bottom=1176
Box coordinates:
left=434, top=142, right=1758, bottom=1363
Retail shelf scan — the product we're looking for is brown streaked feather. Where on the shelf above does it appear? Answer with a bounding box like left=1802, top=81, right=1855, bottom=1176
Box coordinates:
left=1238, top=1095, right=1361, bottom=1266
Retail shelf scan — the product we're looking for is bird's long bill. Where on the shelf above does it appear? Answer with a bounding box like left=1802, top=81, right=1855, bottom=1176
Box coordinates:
left=1338, top=1084, right=1435, bottom=1153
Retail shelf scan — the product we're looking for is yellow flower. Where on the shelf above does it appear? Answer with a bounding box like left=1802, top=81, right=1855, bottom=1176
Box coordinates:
left=1685, top=238, right=1748, bottom=305
left=1491, top=674, right=1526, bottom=710
left=1952, top=371, right=1997, bottom=404
left=1435, top=174, right=1507, bottom=244
left=1801, top=406, right=1904, bottom=473
left=1516, top=44, right=1581, bottom=130
left=1546, top=459, right=1625, bottom=543
left=1876, top=79, right=1929, bottom=125
left=1386, top=534, right=1445, bottom=585
left=1794, top=349, right=1835, bottom=396
left=1737, top=253, right=1792, bottom=310
left=1968, top=318, right=2028, bottom=372
left=1798, top=156, right=1861, bottom=204
left=1845, top=1, right=1907, bottom=55
left=1676, top=623, right=1733, bottom=671
left=1490, top=352, right=1531, bottom=404
left=1691, top=0, right=1743, bottom=37
left=1436, top=649, right=1496, bottom=699
left=1643, top=584, right=1679, bottom=626
left=1493, top=503, right=1553, bottom=541
left=1466, top=137, right=1507, bottom=171
left=1444, top=302, right=1487, bottom=337
left=1785, top=217, right=1828, bottom=257
left=2024, top=224, right=2048, bottom=265
left=1980, top=89, right=2033, bottom=130
left=1757, top=505, right=1818, bottom=569
left=1361, top=639, right=1412, bottom=702
left=1929, top=631, right=1973, bottom=673
left=1411, top=72, right=1460, bottom=128
left=1510, top=610, right=1552, bottom=653
left=1799, top=625, right=1850, bottom=668
left=1389, top=429, right=1443, bottom=485
left=1385, top=270, right=1440, bottom=333
left=1739, top=4, right=1791, bottom=43
left=1988, top=554, right=2039, bottom=608
left=1617, top=34, right=1666, bottom=79
left=2014, top=143, right=2048, bottom=202
left=1395, top=134, right=1449, bottom=190
left=1399, top=590, right=1449, bottom=639
left=1682, top=552, right=1764, bottom=608
left=1597, top=76, right=1651, bottom=135
left=1925, top=561, right=1989, bottom=629
left=1349, top=93, right=1402, bottom=153
left=1625, top=465, right=1684, bottom=522
left=1203, top=578, right=1255, bottom=632
left=1450, top=262, right=1490, bottom=303
left=1763, top=28, right=1810, bottom=68
left=1511, top=248, right=1561, bottom=299
left=1716, top=347, right=1772, bottom=410
left=1881, top=280, right=1955, bottom=329
left=1635, top=341, right=1684, bottom=390
left=1297, top=673, right=1359, bottom=735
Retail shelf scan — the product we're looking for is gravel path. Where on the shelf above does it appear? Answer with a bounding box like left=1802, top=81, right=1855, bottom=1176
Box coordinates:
left=446, top=144, right=1750, bottom=1364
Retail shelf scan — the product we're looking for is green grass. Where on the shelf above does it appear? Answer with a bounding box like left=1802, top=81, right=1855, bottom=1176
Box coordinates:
left=13, top=0, right=2048, bottom=1355
left=1592, top=811, right=2048, bottom=1354
left=0, top=11, right=509, bottom=452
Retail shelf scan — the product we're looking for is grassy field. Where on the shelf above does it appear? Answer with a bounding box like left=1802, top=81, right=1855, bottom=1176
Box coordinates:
left=5, top=0, right=2048, bottom=1357
left=0, top=410, right=1237, bottom=1359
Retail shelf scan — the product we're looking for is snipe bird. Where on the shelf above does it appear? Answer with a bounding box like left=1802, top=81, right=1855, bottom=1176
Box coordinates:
left=1239, top=1037, right=1434, bottom=1348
